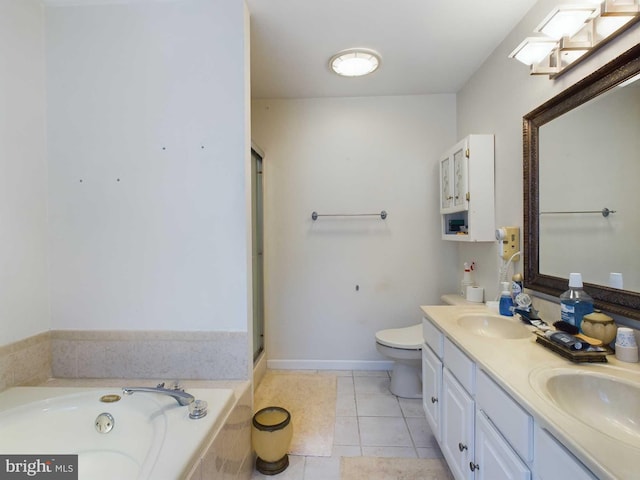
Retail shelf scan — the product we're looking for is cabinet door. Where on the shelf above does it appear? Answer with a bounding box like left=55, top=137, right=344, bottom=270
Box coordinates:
left=440, top=155, right=453, bottom=210
left=442, top=369, right=474, bottom=480
left=422, top=344, right=442, bottom=441
left=534, top=425, right=597, bottom=480
left=440, top=138, right=469, bottom=214
left=452, top=144, right=468, bottom=210
left=474, top=411, right=530, bottom=480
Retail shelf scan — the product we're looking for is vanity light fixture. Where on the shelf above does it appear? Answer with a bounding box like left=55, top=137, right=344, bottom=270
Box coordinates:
left=329, top=48, right=381, bottom=77
left=509, top=0, right=640, bottom=78
left=509, top=37, right=559, bottom=65
left=534, top=5, right=599, bottom=39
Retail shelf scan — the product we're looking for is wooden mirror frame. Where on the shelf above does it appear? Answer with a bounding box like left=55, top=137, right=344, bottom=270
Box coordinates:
left=523, top=42, right=640, bottom=320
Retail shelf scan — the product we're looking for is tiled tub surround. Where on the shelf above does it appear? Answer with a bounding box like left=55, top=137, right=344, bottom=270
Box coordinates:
left=42, top=378, right=253, bottom=480
left=51, top=330, right=248, bottom=380
left=1, top=330, right=249, bottom=394
left=422, top=304, right=640, bottom=480
left=0, top=332, right=52, bottom=392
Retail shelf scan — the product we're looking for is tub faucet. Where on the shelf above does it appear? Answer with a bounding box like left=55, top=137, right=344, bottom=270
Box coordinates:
left=122, top=384, right=195, bottom=406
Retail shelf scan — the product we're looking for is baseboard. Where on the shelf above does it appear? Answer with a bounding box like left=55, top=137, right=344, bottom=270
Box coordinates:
left=266, top=359, right=394, bottom=371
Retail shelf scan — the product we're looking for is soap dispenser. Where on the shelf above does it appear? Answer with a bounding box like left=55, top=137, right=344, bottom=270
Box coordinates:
left=499, top=282, right=514, bottom=316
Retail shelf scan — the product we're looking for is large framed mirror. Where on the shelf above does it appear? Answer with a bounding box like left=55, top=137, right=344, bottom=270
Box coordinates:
left=524, top=42, right=640, bottom=320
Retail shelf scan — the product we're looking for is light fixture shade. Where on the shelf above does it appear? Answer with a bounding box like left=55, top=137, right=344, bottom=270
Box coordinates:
left=508, top=38, right=557, bottom=65
left=535, top=5, right=598, bottom=39
left=594, top=14, right=634, bottom=37
left=601, top=0, right=640, bottom=16
left=329, top=48, right=381, bottom=77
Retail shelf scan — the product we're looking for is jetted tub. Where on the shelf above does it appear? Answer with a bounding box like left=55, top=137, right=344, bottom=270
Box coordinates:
left=0, top=386, right=235, bottom=479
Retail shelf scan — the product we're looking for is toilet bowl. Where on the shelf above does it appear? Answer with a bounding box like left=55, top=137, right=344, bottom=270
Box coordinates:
left=375, top=324, right=423, bottom=399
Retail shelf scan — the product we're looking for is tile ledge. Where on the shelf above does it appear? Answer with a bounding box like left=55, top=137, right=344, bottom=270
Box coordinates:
left=50, top=329, right=245, bottom=341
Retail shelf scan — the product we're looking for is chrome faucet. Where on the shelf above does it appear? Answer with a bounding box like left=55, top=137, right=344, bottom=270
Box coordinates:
left=122, top=383, right=195, bottom=406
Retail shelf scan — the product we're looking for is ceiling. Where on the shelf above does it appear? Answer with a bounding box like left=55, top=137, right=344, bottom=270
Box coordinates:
left=246, top=0, right=538, bottom=99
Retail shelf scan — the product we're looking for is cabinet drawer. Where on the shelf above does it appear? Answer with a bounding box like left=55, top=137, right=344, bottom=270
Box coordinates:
left=534, top=425, right=597, bottom=480
left=444, top=337, right=475, bottom=393
left=477, top=369, right=532, bottom=462
left=423, top=317, right=444, bottom=358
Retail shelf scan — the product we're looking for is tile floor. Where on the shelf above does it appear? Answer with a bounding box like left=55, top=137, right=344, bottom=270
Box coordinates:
left=250, top=370, right=446, bottom=480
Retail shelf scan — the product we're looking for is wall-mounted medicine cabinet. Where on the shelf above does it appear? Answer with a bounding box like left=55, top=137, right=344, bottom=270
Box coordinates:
left=439, top=134, right=495, bottom=242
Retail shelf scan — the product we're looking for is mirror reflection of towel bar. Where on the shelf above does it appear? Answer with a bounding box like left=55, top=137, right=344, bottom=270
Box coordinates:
left=311, top=210, right=387, bottom=221
left=540, top=207, right=616, bottom=217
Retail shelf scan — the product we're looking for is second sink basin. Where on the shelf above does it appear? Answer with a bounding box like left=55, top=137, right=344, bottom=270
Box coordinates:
left=530, top=366, right=640, bottom=448
left=456, top=313, right=532, bottom=339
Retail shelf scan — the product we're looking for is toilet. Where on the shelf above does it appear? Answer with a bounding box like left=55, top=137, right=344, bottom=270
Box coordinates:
left=375, top=324, right=423, bottom=399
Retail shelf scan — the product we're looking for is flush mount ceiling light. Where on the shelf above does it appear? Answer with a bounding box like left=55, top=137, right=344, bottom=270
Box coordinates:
left=509, top=0, right=640, bottom=78
left=329, top=48, right=381, bottom=77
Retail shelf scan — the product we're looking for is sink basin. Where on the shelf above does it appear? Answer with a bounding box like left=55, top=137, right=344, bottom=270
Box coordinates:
left=530, top=366, right=640, bottom=447
left=456, top=313, right=532, bottom=339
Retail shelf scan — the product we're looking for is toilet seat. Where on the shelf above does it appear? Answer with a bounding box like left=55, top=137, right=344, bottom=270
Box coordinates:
left=375, top=324, right=422, bottom=350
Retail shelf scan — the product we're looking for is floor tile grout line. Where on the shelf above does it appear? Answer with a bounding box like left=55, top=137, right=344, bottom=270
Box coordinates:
left=350, top=370, right=364, bottom=452
left=401, top=408, right=419, bottom=458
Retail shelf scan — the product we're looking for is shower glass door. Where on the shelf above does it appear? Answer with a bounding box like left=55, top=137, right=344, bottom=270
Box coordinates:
left=251, top=148, right=265, bottom=361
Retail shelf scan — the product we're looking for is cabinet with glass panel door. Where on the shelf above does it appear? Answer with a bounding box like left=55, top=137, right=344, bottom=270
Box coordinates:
left=439, top=135, right=495, bottom=242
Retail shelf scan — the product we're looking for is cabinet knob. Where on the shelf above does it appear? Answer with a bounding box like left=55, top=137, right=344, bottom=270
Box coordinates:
left=458, top=442, right=467, bottom=452
left=469, top=462, right=479, bottom=472
left=431, top=396, right=438, bottom=404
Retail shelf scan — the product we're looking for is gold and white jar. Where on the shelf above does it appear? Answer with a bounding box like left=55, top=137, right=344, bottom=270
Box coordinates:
left=581, top=311, right=616, bottom=344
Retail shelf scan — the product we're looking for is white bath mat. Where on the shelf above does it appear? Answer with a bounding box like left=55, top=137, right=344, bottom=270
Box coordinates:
left=341, top=457, right=454, bottom=480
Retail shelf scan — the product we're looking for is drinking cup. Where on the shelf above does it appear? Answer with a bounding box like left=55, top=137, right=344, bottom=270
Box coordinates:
left=615, top=327, right=637, bottom=347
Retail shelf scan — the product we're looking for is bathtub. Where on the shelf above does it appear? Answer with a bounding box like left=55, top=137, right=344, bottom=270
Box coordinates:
left=0, top=386, right=235, bottom=479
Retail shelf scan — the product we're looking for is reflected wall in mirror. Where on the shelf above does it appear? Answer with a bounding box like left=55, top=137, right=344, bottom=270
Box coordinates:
left=524, top=42, right=640, bottom=320
left=539, top=73, right=640, bottom=291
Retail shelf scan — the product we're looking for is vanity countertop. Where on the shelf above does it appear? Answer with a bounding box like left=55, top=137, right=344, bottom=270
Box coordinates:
left=420, top=304, right=640, bottom=480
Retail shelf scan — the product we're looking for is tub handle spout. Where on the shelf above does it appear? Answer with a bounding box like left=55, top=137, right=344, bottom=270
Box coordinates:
left=122, top=386, right=195, bottom=406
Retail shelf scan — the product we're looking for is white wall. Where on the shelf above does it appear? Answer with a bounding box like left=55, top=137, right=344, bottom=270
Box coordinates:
left=0, top=0, right=50, bottom=346
left=46, top=0, right=250, bottom=332
left=252, top=95, right=457, bottom=367
left=456, top=0, right=640, bottom=301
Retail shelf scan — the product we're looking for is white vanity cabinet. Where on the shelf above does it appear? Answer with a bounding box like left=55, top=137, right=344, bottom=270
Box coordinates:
left=422, top=316, right=533, bottom=480
left=439, top=134, right=495, bottom=242
left=422, top=310, right=601, bottom=480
